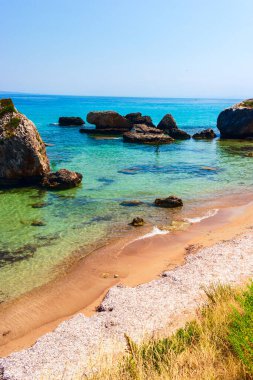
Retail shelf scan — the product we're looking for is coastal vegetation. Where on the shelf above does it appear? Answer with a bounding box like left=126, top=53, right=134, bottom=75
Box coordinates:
left=90, top=283, right=253, bottom=380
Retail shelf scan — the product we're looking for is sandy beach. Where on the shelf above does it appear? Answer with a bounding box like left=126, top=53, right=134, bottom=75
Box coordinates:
left=0, top=192, right=253, bottom=379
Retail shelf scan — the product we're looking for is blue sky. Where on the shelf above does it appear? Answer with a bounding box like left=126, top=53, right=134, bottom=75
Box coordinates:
left=1, top=0, right=253, bottom=98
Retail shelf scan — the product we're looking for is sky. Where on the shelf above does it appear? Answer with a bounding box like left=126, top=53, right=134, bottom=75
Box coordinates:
left=1, top=0, right=253, bottom=98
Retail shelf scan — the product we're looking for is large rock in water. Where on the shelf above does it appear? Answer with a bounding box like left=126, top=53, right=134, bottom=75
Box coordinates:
left=86, top=111, right=131, bottom=134
left=0, top=98, right=50, bottom=186
left=123, top=124, right=174, bottom=144
left=40, top=169, right=82, bottom=190
left=217, top=99, right=253, bottom=138
left=154, top=196, right=183, bottom=208
left=157, top=114, right=191, bottom=139
left=59, top=117, right=85, bottom=126
left=125, top=112, right=155, bottom=128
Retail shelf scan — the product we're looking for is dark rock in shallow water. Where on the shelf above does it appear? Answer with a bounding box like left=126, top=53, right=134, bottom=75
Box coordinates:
left=130, top=217, right=145, bottom=226
left=123, top=124, right=174, bottom=145
left=40, top=169, right=82, bottom=190
left=0, top=98, right=50, bottom=187
left=217, top=99, right=253, bottom=139
left=157, top=114, right=191, bottom=139
left=0, top=244, right=36, bottom=267
left=192, top=128, right=217, bottom=139
left=86, top=111, right=131, bottom=133
left=125, top=112, right=155, bottom=128
left=120, top=200, right=143, bottom=207
left=31, top=220, right=46, bottom=227
left=58, top=117, right=85, bottom=126
left=154, top=196, right=183, bottom=208
left=31, top=202, right=50, bottom=208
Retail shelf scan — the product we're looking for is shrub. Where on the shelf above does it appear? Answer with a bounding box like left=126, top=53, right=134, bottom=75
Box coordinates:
left=229, top=282, right=253, bottom=375
left=0, top=98, right=16, bottom=117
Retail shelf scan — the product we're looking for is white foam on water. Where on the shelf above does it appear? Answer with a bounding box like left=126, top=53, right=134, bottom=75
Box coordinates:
left=134, top=226, right=169, bottom=241
left=184, top=208, right=219, bottom=224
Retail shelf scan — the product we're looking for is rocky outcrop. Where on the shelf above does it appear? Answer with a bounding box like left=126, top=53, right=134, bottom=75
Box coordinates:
left=217, top=99, right=253, bottom=139
left=0, top=98, right=50, bottom=186
left=123, top=124, right=174, bottom=144
left=125, top=112, right=155, bottom=128
left=40, top=169, right=82, bottom=190
left=85, top=111, right=131, bottom=134
left=154, top=196, right=183, bottom=208
left=58, top=117, right=85, bottom=126
left=157, top=114, right=190, bottom=139
left=192, top=128, right=217, bottom=139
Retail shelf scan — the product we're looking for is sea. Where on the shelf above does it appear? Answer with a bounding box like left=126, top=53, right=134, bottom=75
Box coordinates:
left=1, top=93, right=252, bottom=302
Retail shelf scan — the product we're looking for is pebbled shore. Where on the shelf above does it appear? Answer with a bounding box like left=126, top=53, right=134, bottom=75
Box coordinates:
left=1, top=228, right=253, bottom=380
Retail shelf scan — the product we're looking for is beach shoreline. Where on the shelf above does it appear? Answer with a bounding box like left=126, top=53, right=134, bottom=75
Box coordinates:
left=0, top=191, right=253, bottom=360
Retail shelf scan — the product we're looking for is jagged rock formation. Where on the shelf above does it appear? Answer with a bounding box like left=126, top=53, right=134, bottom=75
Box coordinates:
left=40, top=169, right=82, bottom=190
left=125, top=112, right=155, bottom=128
left=83, top=111, right=131, bottom=134
left=0, top=99, right=50, bottom=186
left=154, top=196, right=183, bottom=208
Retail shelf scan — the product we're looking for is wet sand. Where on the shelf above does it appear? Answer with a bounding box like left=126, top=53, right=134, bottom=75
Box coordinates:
left=0, top=192, right=253, bottom=357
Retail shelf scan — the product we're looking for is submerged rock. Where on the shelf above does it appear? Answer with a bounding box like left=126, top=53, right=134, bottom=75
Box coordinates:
left=31, top=202, right=50, bottom=209
left=130, top=217, right=145, bottom=226
left=157, top=114, right=191, bottom=139
left=120, top=200, right=143, bottom=207
left=123, top=124, right=174, bottom=144
left=125, top=112, right=155, bottom=128
left=0, top=98, right=50, bottom=187
left=31, top=220, right=46, bottom=227
left=154, top=196, right=183, bottom=208
left=0, top=244, right=36, bottom=267
left=40, top=169, right=82, bottom=190
left=58, top=117, right=85, bottom=126
left=192, top=128, right=217, bottom=139
left=217, top=99, right=253, bottom=139
left=86, top=111, right=131, bottom=134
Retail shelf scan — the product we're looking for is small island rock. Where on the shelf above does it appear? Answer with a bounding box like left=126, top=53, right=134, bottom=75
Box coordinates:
left=86, top=111, right=131, bottom=134
left=154, top=196, right=183, bottom=208
left=192, top=129, right=217, bottom=139
left=58, top=117, right=85, bottom=126
left=217, top=99, right=253, bottom=139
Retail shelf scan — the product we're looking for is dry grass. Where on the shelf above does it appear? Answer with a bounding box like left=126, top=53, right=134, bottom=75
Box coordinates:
left=85, top=283, right=252, bottom=380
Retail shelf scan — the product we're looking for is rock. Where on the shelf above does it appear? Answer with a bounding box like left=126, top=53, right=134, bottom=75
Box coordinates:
left=31, top=202, right=50, bottom=209
left=31, top=220, right=46, bottom=227
left=123, top=124, right=174, bottom=144
left=0, top=98, right=50, bottom=187
left=192, top=128, right=217, bottom=139
left=217, top=99, right=253, bottom=139
left=40, top=169, right=82, bottom=190
left=154, top=196, right=183, bottom=208
left=157, top=114, right=177, bottom=130
left=157, top=114, right=191, bottom=139
left=120, top=200, right=143, bottom=207
left=86, top=111, right=131, bottom=133
left=125, top=112, right=155, bottom=128
left=0, top=244, right=36, bottom=267
left=58, top=117, right=85, bottom=126
left=130, top=217, right=145, bottom=226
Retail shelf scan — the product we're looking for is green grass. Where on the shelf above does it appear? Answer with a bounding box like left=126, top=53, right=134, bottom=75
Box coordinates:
left=240, top=99, right=253, bottom=108
left=229, top=282, right=253, bottom=375
left=0, top=98, right=16, bottom=117
left=88, top=283, right=253, bottom=380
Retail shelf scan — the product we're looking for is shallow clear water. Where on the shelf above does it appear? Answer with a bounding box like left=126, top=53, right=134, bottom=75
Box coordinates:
left=0, top=94, right=252, bottom=301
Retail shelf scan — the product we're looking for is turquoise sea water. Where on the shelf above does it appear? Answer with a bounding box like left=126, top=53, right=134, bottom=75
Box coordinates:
left=1, top=94, right=252, bottom=302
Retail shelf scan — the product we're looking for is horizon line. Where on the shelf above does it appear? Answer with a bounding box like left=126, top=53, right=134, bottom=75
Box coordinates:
left=0, top=90, right=243, bottom=101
